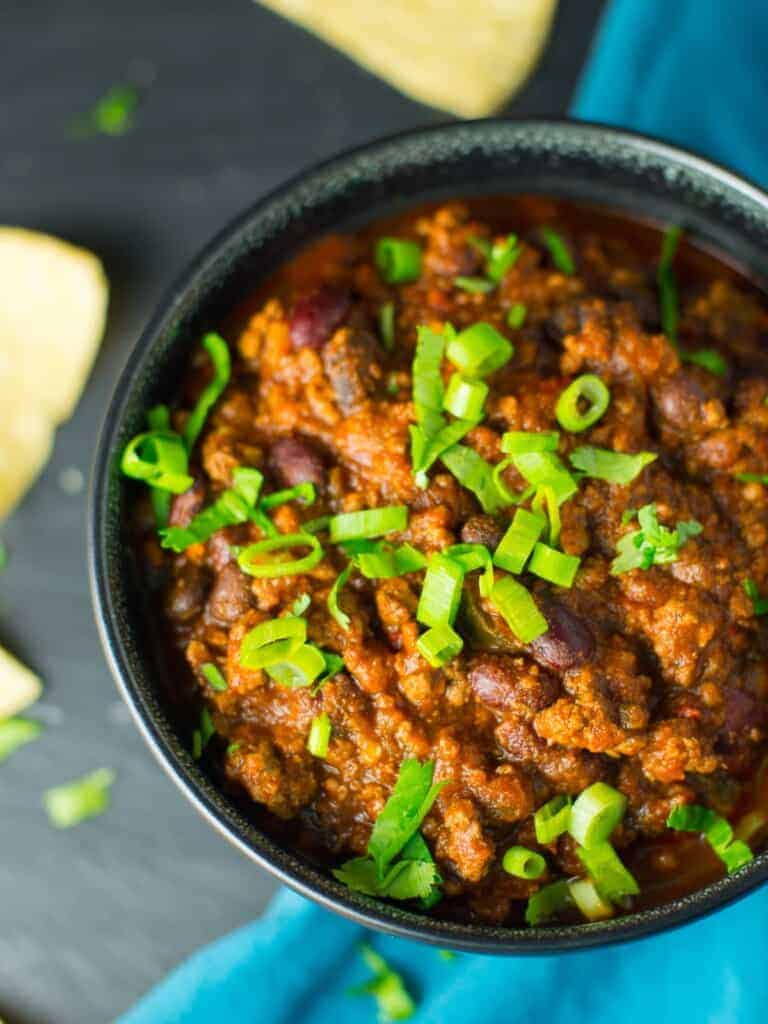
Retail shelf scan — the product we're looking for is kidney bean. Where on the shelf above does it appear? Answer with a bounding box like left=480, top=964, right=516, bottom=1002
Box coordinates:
left=168, top=476, right=205, bottom=528
left=164, top=564, right=208, bottom=624
left=468, top=653, right=559, bottom=714
left=722, top=686, right=764, bottom=736
left=529, top=603, right=595, bottom=672
left=289, top=285, right=350, bottom=350
left=322, top=328, right=379, bottom=413
left=269, top=436, right=326, bottom=489
left=460, top=514, right=504, bottom=550
left=208, top=562, right=252, bottom=624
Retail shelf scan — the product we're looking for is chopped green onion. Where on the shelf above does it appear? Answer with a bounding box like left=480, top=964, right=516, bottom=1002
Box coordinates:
left=160, top=466, right=264, bottom=551
left=303, top=515, right=331, bottom=534
left=75, top=85, right=139, bottom=136
left=490, top=575, right=548, bottom=643
left=454, top=276, right=495, bottom=294
left=446, top=322, right=513, bottom=378
left=531, top=485, right=561, bottom=547
left=534, top=794, right=572, bottom=844
left=568, top=877, right=614, bottom=921
left=528, top=543, right=581, bottom=588
left=356, top=543, right=427, bottom=579
left=611, top=503, right=702, bottom=575
left=720, top=840, right=754, bottom=873
left=743, top=578, right=768, bottom=615
left=237, top=532, right=324, bottom=578
left=226, top=742, right=241, bottom=756
left=501, top=431, right=559, bottom=455
left=199, top=708, right=215, bottom=751
left=307, top=712, right=332, bottom=758
left=502, top=846, right=546, bottom=879
left=569, top=446, right=657, bottom=485
left=411, top=325, right=447, bottom=441
left=487, top=234, right=520, bottom=282
left=657, top=225, right=682, bottom=345
left=183, top=333, right=232, bottom=452
left=367, top=758, right=446, bottom=876
left=375, top=237, right=422, bottom=284
left=681, top=348, right=728, bottom=377
left=511, top=451, right=577, bottom=505
left=667, top=804, right=754, bottom=873
left=569, top=782, right=627, bottom=848
left=736, top=472, right=768, bottom=485
left=417, top=554, right=465, bottom=627
left=0, top=718, right=42, bottom=763
left=265, top=643, right=327, bottom=688
left=260, top=482, right=316, bottom=509
left=328, top=563, right=354, bottom=630
left=412, top=418, right=477, bottom=488
left=121, top=430, right=194, bottom=494
left=379, top=301, right=396, bottom=351
left=146, top=405, right=173, bottom=527
left=240, top=616, right=306, bottom=669
left=441, top=444, right=509, bottom=514
left=492, top=459, right=534, bottom=505
left=493, top=508, right=545, bottom=574
left=525, top=879, right=572, bottom=926
left=329, top=506, right=408, bottom=543
left=291, top=593, right=311, bottom=615
left=353, top=944, right=416, bottom=1022
left=443, top=374, right=489, bottom=421
left=43, top=768, right=115, bottom=829
left=468, top=236, right=492, bottom=258
left=201, top=663, right=227, bottom=692
left=316, top=651, right=345, bottom=689
left=541, top=227, right=575, bottom=275
left=416, top=623, right=464, bottom=667
left=577, top=841, right=639, bottom=901
left=444, top=543, right=494, bottom=597
left=555, top=375, right=611, bottom=432
left=507, top=302, right=527, bottom=329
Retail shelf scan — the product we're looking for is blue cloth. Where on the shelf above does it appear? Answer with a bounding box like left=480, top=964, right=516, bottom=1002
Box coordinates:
left=121, top=3, right=768, bottom=1021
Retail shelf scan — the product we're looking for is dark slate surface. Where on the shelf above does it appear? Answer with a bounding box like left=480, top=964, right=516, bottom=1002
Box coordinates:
left=0, top=1, right=604, bottom=1020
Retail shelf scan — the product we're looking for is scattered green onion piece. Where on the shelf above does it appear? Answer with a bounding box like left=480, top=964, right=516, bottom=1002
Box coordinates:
left=411, top=325, right=447, bottom=441
left=446, top=322, right=513, bottom=377
left=501, top=430, right=559, bottom=455
left=511, top=451, right=578, bottom=505
left=657, top=225, right=682, bottom=345
left=76, top=85, right=139, bottom=137
left=490, top=576, right=548, bottom=643
left=239, top=616, right=306, bottom=669
left=199, top=708, right=215, bottom=751
left=577, top=841, right=639, bottom=901
left=531, top=485, right=561, bottom=547
left=183, top=333, right=231, bottom=452
left=329, top=506, right=408, bottom=543
left=291, top=593, right=311, bottom=616
left=315, top=651, right=345, bottom=690
left=412, top=418, right=477, bottom=488
left=260, top=482, right=316, bottom=509
left=303, top=515, right=331, bottom=534
left=444, top=542, right=494, bottom=597
left=0, top=718, right=42, bottom=763
left=307, top=712, right=332, bottom=758
left=328, top=563, right=354, bottom=630
left=121, top=430, right=194, bottom=494
left=237, top=533, right=323, bottom=578
left=667, top=804, right=754, bottom=873
left=443, top=374, right=489, bottom=421
left=528, top=543, right=581, bottom=588
left=569, top=446, right=657, bottom=485
left=507, top=302, right=527, bottom=329
left=743, top=578, right=768, bottom=615
left=379, top=301, right=396, bottom=351
left=417, top=623, right=464, bottom=668
left=43, top=768, right=115, bottom=829
left=201, top=663, right=227, bottom=692
left=525, top=879, right=572, bottom=926
left=487, top=234, right=520, bottom=282
left=417, top=554, right=465, bottom=628
left=534, top=794, right=572, bottom=844
left=146, top=405, right=173, bottom=527
left=441, top=444, right=509, bottom=514
left=454, top=276, right=495, bottom=294
left=568, top=878, right=614, bottom=921
left=354, top=944, right=416, bottom=1022
left=375, top=237, right=422, bottom=284
left=492, top=508, right=545, bottom=574
left=502, top=846, right=546, bottom=880
left=736, top=472, right=768, bottom=485
left=491, top=459, right=534, bottom=506
left=226, top=742, right=241, bottom=756
left=356, top=543, right=427, bottom=579
left=681, top=348, right=728, bottom=377
left=555, top=375, right=611, bottom=432
left=160, top=467, right=265, bottom=552
left=541, top=227, right=575, bottom=275
left=569, top=782, right=627, bottom=848
left=265, top=643, right=327, bottom=689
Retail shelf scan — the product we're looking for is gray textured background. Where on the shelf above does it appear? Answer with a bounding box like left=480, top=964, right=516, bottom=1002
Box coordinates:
left=0, top=1, right=604, bottom=1020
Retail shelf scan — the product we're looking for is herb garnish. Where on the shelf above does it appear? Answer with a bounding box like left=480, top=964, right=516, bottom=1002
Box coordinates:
left=611, top=503, right=702, bottom=575
left=350, top=944, right=415, bottom=1022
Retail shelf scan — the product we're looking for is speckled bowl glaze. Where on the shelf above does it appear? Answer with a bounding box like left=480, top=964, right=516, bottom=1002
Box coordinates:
left=89, top=119, right=768, bottom=953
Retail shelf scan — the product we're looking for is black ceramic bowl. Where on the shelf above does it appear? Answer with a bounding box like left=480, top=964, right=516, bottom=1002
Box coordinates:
left=89, top=119, right=768, bottom=953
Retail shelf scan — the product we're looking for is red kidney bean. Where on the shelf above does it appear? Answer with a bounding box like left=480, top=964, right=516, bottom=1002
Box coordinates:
left=168, top=476, right=205, bottom=528
left=467, top=653, right=559, bottom=713
left=460, top=514, right=504, bottom=550
left=289, top=285, right=350, bottom=350
left=529, top=603, right=595, bottom=672
left=722, top=686, right=764, bottom=736
left=164, top=564, right=208, bottom=624
left=208, top=562, right=252, bottom=624
left=269, top=436, right=326, bottom=489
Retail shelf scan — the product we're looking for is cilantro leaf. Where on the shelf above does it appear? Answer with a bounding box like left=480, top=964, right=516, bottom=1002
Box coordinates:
left=611, top=503, right=702, bottom=575
left=368, top=758, right=446, bottom=875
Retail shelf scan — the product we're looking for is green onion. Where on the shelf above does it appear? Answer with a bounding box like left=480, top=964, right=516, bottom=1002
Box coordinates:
left=260, top=482, right=316, bottom=509
left=356, top=543, right=427, bottom=579
left=454, top=276, right=495, bottom=294
left=507, top=302, right=527, bottom=329
left=511, top=451, right=578, bottom=505
left=74, top=84, right=139, bottom=137
left=411, top=325, right=447, bottom=441
left=412, top=418, right=477, bottom=489
left=525, top=879, right=572, bottom=926
left=531, top=485, right=561, bottom=547
left=487, top=235, right=520, bottom=282
left=329, top=506, right=407, bottom=543
left=291, top=593, right=311, bottom=615
left=416, top=623, right=464, bottom=667
left=0, top=718, right=42, bottom=763
left=568, top=877, right=614, bottom=921
left=657, top=225, right=682, bottom=345
left=183, top=333, right=232, bottom=452
left=528, top=543, right=581, bottom=588
left=121, top=430, right=194, bottom=494
left=492, top=508, right=545, bottom=574
left=443, top=374, right=489, bottom=421
left=265, top=643, right=327, bottom=688
left=611, top=504, right=702, bottom=575
left=146, top=405, right=173, bottom=526
left=492, top=460, right=534, bottom=505
left=444, top=542, right=494, bottom=597
left=307, top=712, right=332, bottom=758
left=681, top=348, right=728, bottom=377
left=240, top=616, right=306, bottom=669
left=441, top=444, right=509, bottom=514
left=555, top=375, right=611, bottom=432
left=736, top=472, right=768, bottom=485
left=446, top=322, right=513, bottom=377
left=417, top=554, right=465, bottom=627
left=569, top=446, right=657, bottom=485
left=328, top=563, right=354, bottom=630
left=667, top=804, right=754, bottom=873
left=534, top=794, right=572, bottom=844
left=237, top=532, right=323, bottom=578
left=379, top=301, right=396, bottom=351
left=375, top=237, right=422, bottom=284
left=201, top=663, right=227, bottom=692
left=541, top=227, right=575, bottom=275
left=502, top=846, right=546, bottom=879
left=490, top=575, right=548, bottom=643
left=743, top=578, right=768, bottom=615
left=367, top=758, right=446, bottom=876
left=569, top=782, right=627, bottom=848
left=353, top=944, right=416, bottom=1022
left=43, top=768, right=115, bottom=829
left=500, top=431, right=559, bottom=455
left=226, top=742, right=241, bottom=756
left=577, top=841, right=639, bottom=901
left=160, top=466, right=264, bottom=551
left=303, top=515, right=331, bottom=534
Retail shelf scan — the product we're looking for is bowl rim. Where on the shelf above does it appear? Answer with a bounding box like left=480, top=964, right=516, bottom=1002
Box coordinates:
left=88, top=116, right=768, bottom=954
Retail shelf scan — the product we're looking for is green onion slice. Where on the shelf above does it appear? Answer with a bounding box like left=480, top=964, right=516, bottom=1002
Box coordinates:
left=502, top=846, right=546, bottom=880
left=454, top=276, right=495, bottom=294
left=416, top=622, right=464, bottom=668
left=667, top=804, right=754, bottom=874
left=417, top=553, right=465, bottom=627
left=507, top=302, right=527, bottom=329
left=240, top=616, right=306, bottom=669
left=367, top=758, right=446, bottom=876
left=201, top=663, right=227, bottom=692
left=487, top=234, right=520, bottom=282
left=555, top=374, right=611, bottom=433
left=307, top=712, right=332, bottom=758
left=528, top=543, right=581, bottom=588
left=534, top=794, right=572, bottom=844
left=121, top=430, right=194, bottom=494
left=328, top=563, right=354, bottom=630
left=577, top=841, right=639, bottom=901
left=303, top=515, right=331, bottom=534
left=183, top=333, right=232, bottom=452
left=681, top=348, right=728, bottom=377
left=443, top=374, right=489, bottom=421
left=500, top=430, right=559, bottom=455
left=375, top=237, right=422, bottom=284
left=412, top=418, right=477, bottom=489
left=445, top=322, right=514, bottom=378
left=441, top=444, right=509, bottom=514
left=378, top=301, right=396, bottom=351
left=260, top=482, right=316, bottom=509
left=511, top=451, right=578, bottom=505
left=146, top=405, right=173, bottom=526
left=356, top=542, right=427, bottom=579
left=568, top=878, right=614, bottom=921
left=525, top=879, right=572, bottom=926
left=0, top=718, right=43, bottom=763
left=569, top=782, right=627, bottom=848
left=265, top=642, right=327, bottom=689
left=492, top=459, right=534, bottom=505
left=493, top=508, right=546, bottom=574
left=569, top=446, right=657, bottom=485
left=43, top=768, right=115, bottom=829
left=736, top=473, right=768, bottom=485
left=444, top=542, right=494, bottom=597
left=160, top=467, right=264, bottom=552
left=237, top=533, right=323, bottom=578
left=329, top=506, right=408, bottom=543
left=743, top=578, right=768, bottom=615
left=354, top=945, right=417, bottom=1022
left=657, top=225, right=682, bottom=345
left=490, top=575, right=548, bottom=644
left=541, top=227, right=575, bottom=275
left=291, top=593, right=311, bottom=615
left=531, top=484, right=561, bottom=547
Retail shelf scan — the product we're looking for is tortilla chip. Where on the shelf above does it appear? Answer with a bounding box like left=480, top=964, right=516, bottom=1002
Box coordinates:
left=0, top=643, right=42, bottom=719
left=258, top=0, right=558, bottom=118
